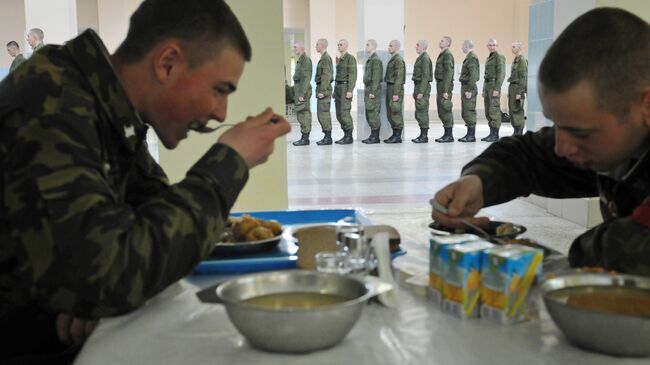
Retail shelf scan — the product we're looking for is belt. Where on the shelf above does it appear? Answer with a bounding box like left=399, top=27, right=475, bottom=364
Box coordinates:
left=386, top=82, right=394, bottom=85
left=485, top=78, right=496, bottom=81
left=336, top=81, right=348, bottom=84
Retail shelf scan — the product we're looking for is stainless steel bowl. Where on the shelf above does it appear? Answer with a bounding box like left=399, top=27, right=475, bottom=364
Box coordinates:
left=541, top=273, right=650, bottom=357
left=216, top=270, right=389, bottom=353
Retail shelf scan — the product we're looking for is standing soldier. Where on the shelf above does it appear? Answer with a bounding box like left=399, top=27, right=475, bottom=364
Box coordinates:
left=481, top=37, right=506, bottom=142
left=434, top=36, right=455, bottom=143
left=6, top=41, right=26, bottom=73
left=361, top=39, right=383, bottom=144
left=291, top=41, right=313, bottom=146
left=508, top=41, right=528, bottom=136
left=334, top=39, right=357, bottom=144
left=458, top=39, right=480, bottom=142
left=383, top=39, right=406, bottom=143
left=314, top=38, right=334, bottom=145
left=411, top=40, right=433, bottom=143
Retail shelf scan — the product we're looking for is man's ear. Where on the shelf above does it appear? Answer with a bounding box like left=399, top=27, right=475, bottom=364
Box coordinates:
left=642, top=88, right=650, bottom=127
left=153, top=43, right=185, bottom=83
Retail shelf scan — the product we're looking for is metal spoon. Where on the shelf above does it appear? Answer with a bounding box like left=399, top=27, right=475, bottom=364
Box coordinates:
left=429, top=199, right=494, bottom=241
left=188, top=115, right=282, bottom=134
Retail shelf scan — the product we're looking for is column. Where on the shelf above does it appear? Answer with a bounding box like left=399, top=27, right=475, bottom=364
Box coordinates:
left=355, top=0, right=404, bottom=141
left=24, top=0, right=77, bottom=53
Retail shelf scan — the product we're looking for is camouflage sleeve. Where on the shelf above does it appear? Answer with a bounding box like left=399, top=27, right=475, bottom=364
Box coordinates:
left=496, top=54, right=506, bottom=89
left=569, top=198, right=650, bottom=276
left=396, top=59, right=406, bottom=96
left=4, top=97, right=248, bottom=318
left=469, top=58, right=480, bottom=85
left=294, top=57, right=312, bottom=98
left=347, top=56, right=357, bottom=93
left=442, top=54, right=454, bottom=93
left=461, top=127, right=599, bottom=206
left=416, top=59, right=431, bottom=95
left=369, top=59, right=382, bottom=96
left=518, top=59, right=528, bottom=94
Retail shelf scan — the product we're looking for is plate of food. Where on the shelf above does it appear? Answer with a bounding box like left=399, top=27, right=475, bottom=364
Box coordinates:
left=428, top=220, right=527, bottom=239
left=212, top=215, right=284, bottom=256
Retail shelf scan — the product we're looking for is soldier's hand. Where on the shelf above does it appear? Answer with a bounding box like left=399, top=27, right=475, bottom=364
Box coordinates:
left=56, top=313, right=98, bottom=346
left=431, top=175, right=489, bottom=228
left=443, top=92, right=449, bottom=100
left=218, top=107, right=291, bottom=168
left=345, top=91, right=353, bottom=99
left=392, top=95, right=399, bottom=102
left=464, top=91, right=472, bottom=99
left=492, top=90, right=500, bottom=97
left=317, top=92, right=324, bottom=99
left=515, top=94, right=521, bottom=100
left=369, top=93, right=375, bottom=99
left=416, top=93, right=423, bottom=100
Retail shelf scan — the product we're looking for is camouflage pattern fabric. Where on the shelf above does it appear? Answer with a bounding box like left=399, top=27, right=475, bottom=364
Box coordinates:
left=462, top=127, right=650, bottom=276
left=334, top=52, right=357, bottom=131
left=507, top=54, right=528, bottom=129
left=384, top=53, right=405, bottom=128
left=363, top=52, right=383, bottom=130
left=482, top=51, right=505, bottom=128
left=0, top=29, right=249, bottom=327
left=314, top=51, right=333, bottom=131
left=9, top=54, right=26, bottom=73
left=434, top=48, right=454, bottom=128
left=292, top=53, right=312, bottom=133
left=459, top=51, right=479, bottom=127
left=412, top=51, right=432, bottom=129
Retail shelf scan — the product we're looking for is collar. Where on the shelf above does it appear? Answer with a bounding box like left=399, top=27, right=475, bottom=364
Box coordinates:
left=600, top=137, right=650, bottom=181
left=65, top=29, right=147, bottom=154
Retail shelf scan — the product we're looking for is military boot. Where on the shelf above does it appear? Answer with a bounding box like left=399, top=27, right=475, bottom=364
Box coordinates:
left=335, top=129, right=353, bottom=144
left=383, top=128, right=402, bottom=143
left=292, top=133, right=310, bottom=146
left=483, top=127, right=500, bottom=142
left=481, top=127, right=495, bottom=141
left=512, top=127, right=524, bottom=136
left=458, top=127, right=476, bottom=142
left=316, top=131, right=332, bottom=145
left=362, top=129, right=380, bottom=144
left=435, top=127, right=454, bottom=143
left=411, top=128, right=429, bottom=143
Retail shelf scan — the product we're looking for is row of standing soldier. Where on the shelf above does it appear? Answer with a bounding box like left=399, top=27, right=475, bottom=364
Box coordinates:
left=287, top=37, right=527, bottom=146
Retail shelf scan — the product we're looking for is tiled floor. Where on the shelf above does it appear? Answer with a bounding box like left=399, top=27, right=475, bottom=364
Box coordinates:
left=286, top=118, right=588, bottom=254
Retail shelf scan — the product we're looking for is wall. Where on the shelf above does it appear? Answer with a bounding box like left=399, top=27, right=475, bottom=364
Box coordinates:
left=597, top=0, right=650, bottom=21
left=76, top=0, right=99, bottom=33
left=335, top=0, right=357, bottom=57
left=24, top=0, right=78, bottom=48
left=0, top=0, right=26, bottom=69
left=158, top=0, right=289, bottom=212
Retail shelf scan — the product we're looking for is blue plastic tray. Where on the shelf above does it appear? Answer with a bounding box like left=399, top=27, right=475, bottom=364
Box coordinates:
left=194, top=209, right=372, bottom=274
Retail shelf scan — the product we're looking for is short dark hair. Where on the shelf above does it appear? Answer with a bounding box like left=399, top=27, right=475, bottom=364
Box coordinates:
left=6, top=41, right=19, bottom=49
left=114, top=0, right=251, bottom=67
left=539, top=8, right=650, bottom=119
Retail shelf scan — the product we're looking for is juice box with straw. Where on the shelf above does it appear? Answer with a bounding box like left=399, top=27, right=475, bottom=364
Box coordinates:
left=480, top=244, right=543, bottom=324
left=441, top=240, right=494, bottom=318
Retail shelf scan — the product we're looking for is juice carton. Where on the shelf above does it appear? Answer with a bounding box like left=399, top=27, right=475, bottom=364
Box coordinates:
left=441, top=240, right=494, bottom=318
left=480, top=244, right=544, bottom=325
left=429, top=234, right=480, bottom=305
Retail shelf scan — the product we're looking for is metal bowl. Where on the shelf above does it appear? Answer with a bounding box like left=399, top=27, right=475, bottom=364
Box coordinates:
left=541, top=273, right=650, bottom=357
left=216, top=270, right=389, bottom=353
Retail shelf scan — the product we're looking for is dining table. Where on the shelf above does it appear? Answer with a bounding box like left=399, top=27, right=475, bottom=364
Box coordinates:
left=73, top=209, right=650, bottom=365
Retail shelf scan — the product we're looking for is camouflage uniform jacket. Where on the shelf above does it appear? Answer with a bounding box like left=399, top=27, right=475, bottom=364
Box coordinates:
left=314, top=51, right=333, bottom=97
left=9, top=54, right=26, bottom=73
left=0, top=30, right=249, bottom=322
left=462, top=127, right=650, bottom=276
left=411, top=51, right=432, bottom=95
left=292, top=53, right=312, bottom=101
left=459, top=51, right=479, bottom=86
left=384, top=53, right=405, bottom=94
left=483, top=51, right=505, bottom=91
left=434, top=48, right=454, bottom=93
left=363, top=52, right=383, bottom=97
left=335, top=52, right=357, bottom=93
left=507, top=54, right=528, bottom=95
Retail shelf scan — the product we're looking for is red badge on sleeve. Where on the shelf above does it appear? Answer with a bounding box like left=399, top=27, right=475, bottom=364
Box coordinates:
left=630, top=196, right=650, bottom=228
